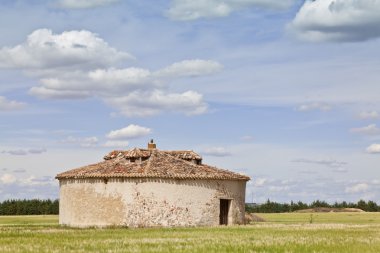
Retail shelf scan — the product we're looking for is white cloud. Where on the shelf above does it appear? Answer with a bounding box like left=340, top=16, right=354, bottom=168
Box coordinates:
left=245, top=176, right=380, bottom=203
left=167, top=0, right=296, bottom=21
left=292, top=158, right=347, bottom=168
left=0, top=29, right=131, bottom=69
left=88, top=67, right=152, bottom=88
left=28, top=67, right=153, bottom=99
left=289, top=0, right=380, bottom=42
left=62, top=136, right=98, bottom=147
left=359, top=111, right=380, bottom=120
left=57, top=0, right=120, bottom=9
left=103, top=140, right=130, bottom=148
left=253, top=178, right=267, bottom=187
left=201, top=147, right=232, bottom=157
left=241, top=135, right=254, bottom=141
left=81, top=137, right=99, bottom=147
left=366, top=143, right=380, bottom=154
left=333, top=167, right=348, bottom=173
left=30, top=60, right=221, bottom=98
left=155, top=60, right=223, bottom=78
left=106, top=124, right=152, bottom=140
left=0, top=174, right=16, bottom=184
left=12, top=169, right=26, bottom=173
left=1, top=29, right=220, bottom=117
left=0, top=96, right=26, bottom=111
left=28, top=148, right=47, bottom=154
left=19, top=176, right=55, bottom=186
left=29, top=86, right=91, bottom=99
left=0, top=174, right=58, bottom=201
left=345, top=183, right=369, bottom=194
left=105, top=90, right=208, bottom=117
left=350, top=124, right=380, bottom=135
left=298, top=169, right=318, bottom=175
left=31, top=68, right=210, bottom=115
left=269, top=185, right=291, bottom=192
left=1, top=150, right=28, bottom=155
left=1, top=148, right=46, bottom=156
left=296, top=102, right=331, bottom=112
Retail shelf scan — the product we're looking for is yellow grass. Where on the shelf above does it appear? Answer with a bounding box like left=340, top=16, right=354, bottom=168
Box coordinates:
left=0, top=213, right=379, bottom=253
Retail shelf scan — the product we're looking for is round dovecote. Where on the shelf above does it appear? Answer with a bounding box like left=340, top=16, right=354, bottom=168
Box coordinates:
left=56, top=142, right=250, bottom=227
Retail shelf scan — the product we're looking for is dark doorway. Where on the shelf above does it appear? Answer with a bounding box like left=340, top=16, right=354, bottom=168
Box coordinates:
left=219, top=199, right=230, bottom=225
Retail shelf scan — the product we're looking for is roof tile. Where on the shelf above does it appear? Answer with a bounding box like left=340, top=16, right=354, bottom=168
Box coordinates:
left=56, top=148, right=250, bottom=181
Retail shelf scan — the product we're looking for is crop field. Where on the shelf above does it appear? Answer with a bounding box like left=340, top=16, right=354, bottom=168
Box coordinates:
left=0, top=213, right=379, bottom=253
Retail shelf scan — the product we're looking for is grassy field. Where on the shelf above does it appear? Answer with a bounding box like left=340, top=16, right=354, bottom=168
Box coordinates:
left=258, top=212, right=380, bottom=224
left=0, top=213, right=379, bottom=253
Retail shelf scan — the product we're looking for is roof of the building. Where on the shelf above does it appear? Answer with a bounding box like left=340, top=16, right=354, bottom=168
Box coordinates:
left=165, top=150, right=202, bottom=160
left=103, top=149, right=202, bottom=161
left=56, top=148, right=249, bottom=181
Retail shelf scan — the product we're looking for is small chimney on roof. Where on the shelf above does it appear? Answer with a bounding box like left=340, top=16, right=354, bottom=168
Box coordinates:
left=148, top=139, right=156, bottom=150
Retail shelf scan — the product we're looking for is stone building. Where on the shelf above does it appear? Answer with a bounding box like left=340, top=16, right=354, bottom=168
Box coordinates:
left=56, top=141, right=250, bottom=227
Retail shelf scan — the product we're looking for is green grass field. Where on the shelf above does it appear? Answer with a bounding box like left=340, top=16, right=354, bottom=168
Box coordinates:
left=0, top=213, right=379, bottom=253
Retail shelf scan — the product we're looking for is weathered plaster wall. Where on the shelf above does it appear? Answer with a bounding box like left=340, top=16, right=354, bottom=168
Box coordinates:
left=59, top=178, right=246, bottom=227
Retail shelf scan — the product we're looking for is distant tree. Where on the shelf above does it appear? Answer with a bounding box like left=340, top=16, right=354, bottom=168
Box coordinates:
left=357, top=199, right=367, bottom=211
left=245, top=199, right=380, bottom=213
left=366, top=201, right=379, bottom=212
left=0, top=199, right=59, bottom=215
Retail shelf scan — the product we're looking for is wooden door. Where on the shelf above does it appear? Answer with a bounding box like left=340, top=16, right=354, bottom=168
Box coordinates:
left=219, top=199, right=230, bottom=225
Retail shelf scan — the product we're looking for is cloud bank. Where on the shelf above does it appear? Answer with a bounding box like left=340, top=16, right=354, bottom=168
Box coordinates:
left=0, top=174, right=58, bottom=201
left=0, top=29, right=221, bottom=117
left=246, top=177, right=380, bottom=203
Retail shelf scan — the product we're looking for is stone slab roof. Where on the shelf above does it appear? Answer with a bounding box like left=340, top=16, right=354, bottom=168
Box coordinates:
left=56, top=148, right=249, bottom=181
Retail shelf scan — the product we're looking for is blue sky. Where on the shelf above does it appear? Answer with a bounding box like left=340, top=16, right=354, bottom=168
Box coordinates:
left=1, top=0, right=380, bottom=203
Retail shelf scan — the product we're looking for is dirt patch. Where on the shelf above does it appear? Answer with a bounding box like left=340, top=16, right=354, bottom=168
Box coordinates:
left=245, top=213, right=266, bottom=224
